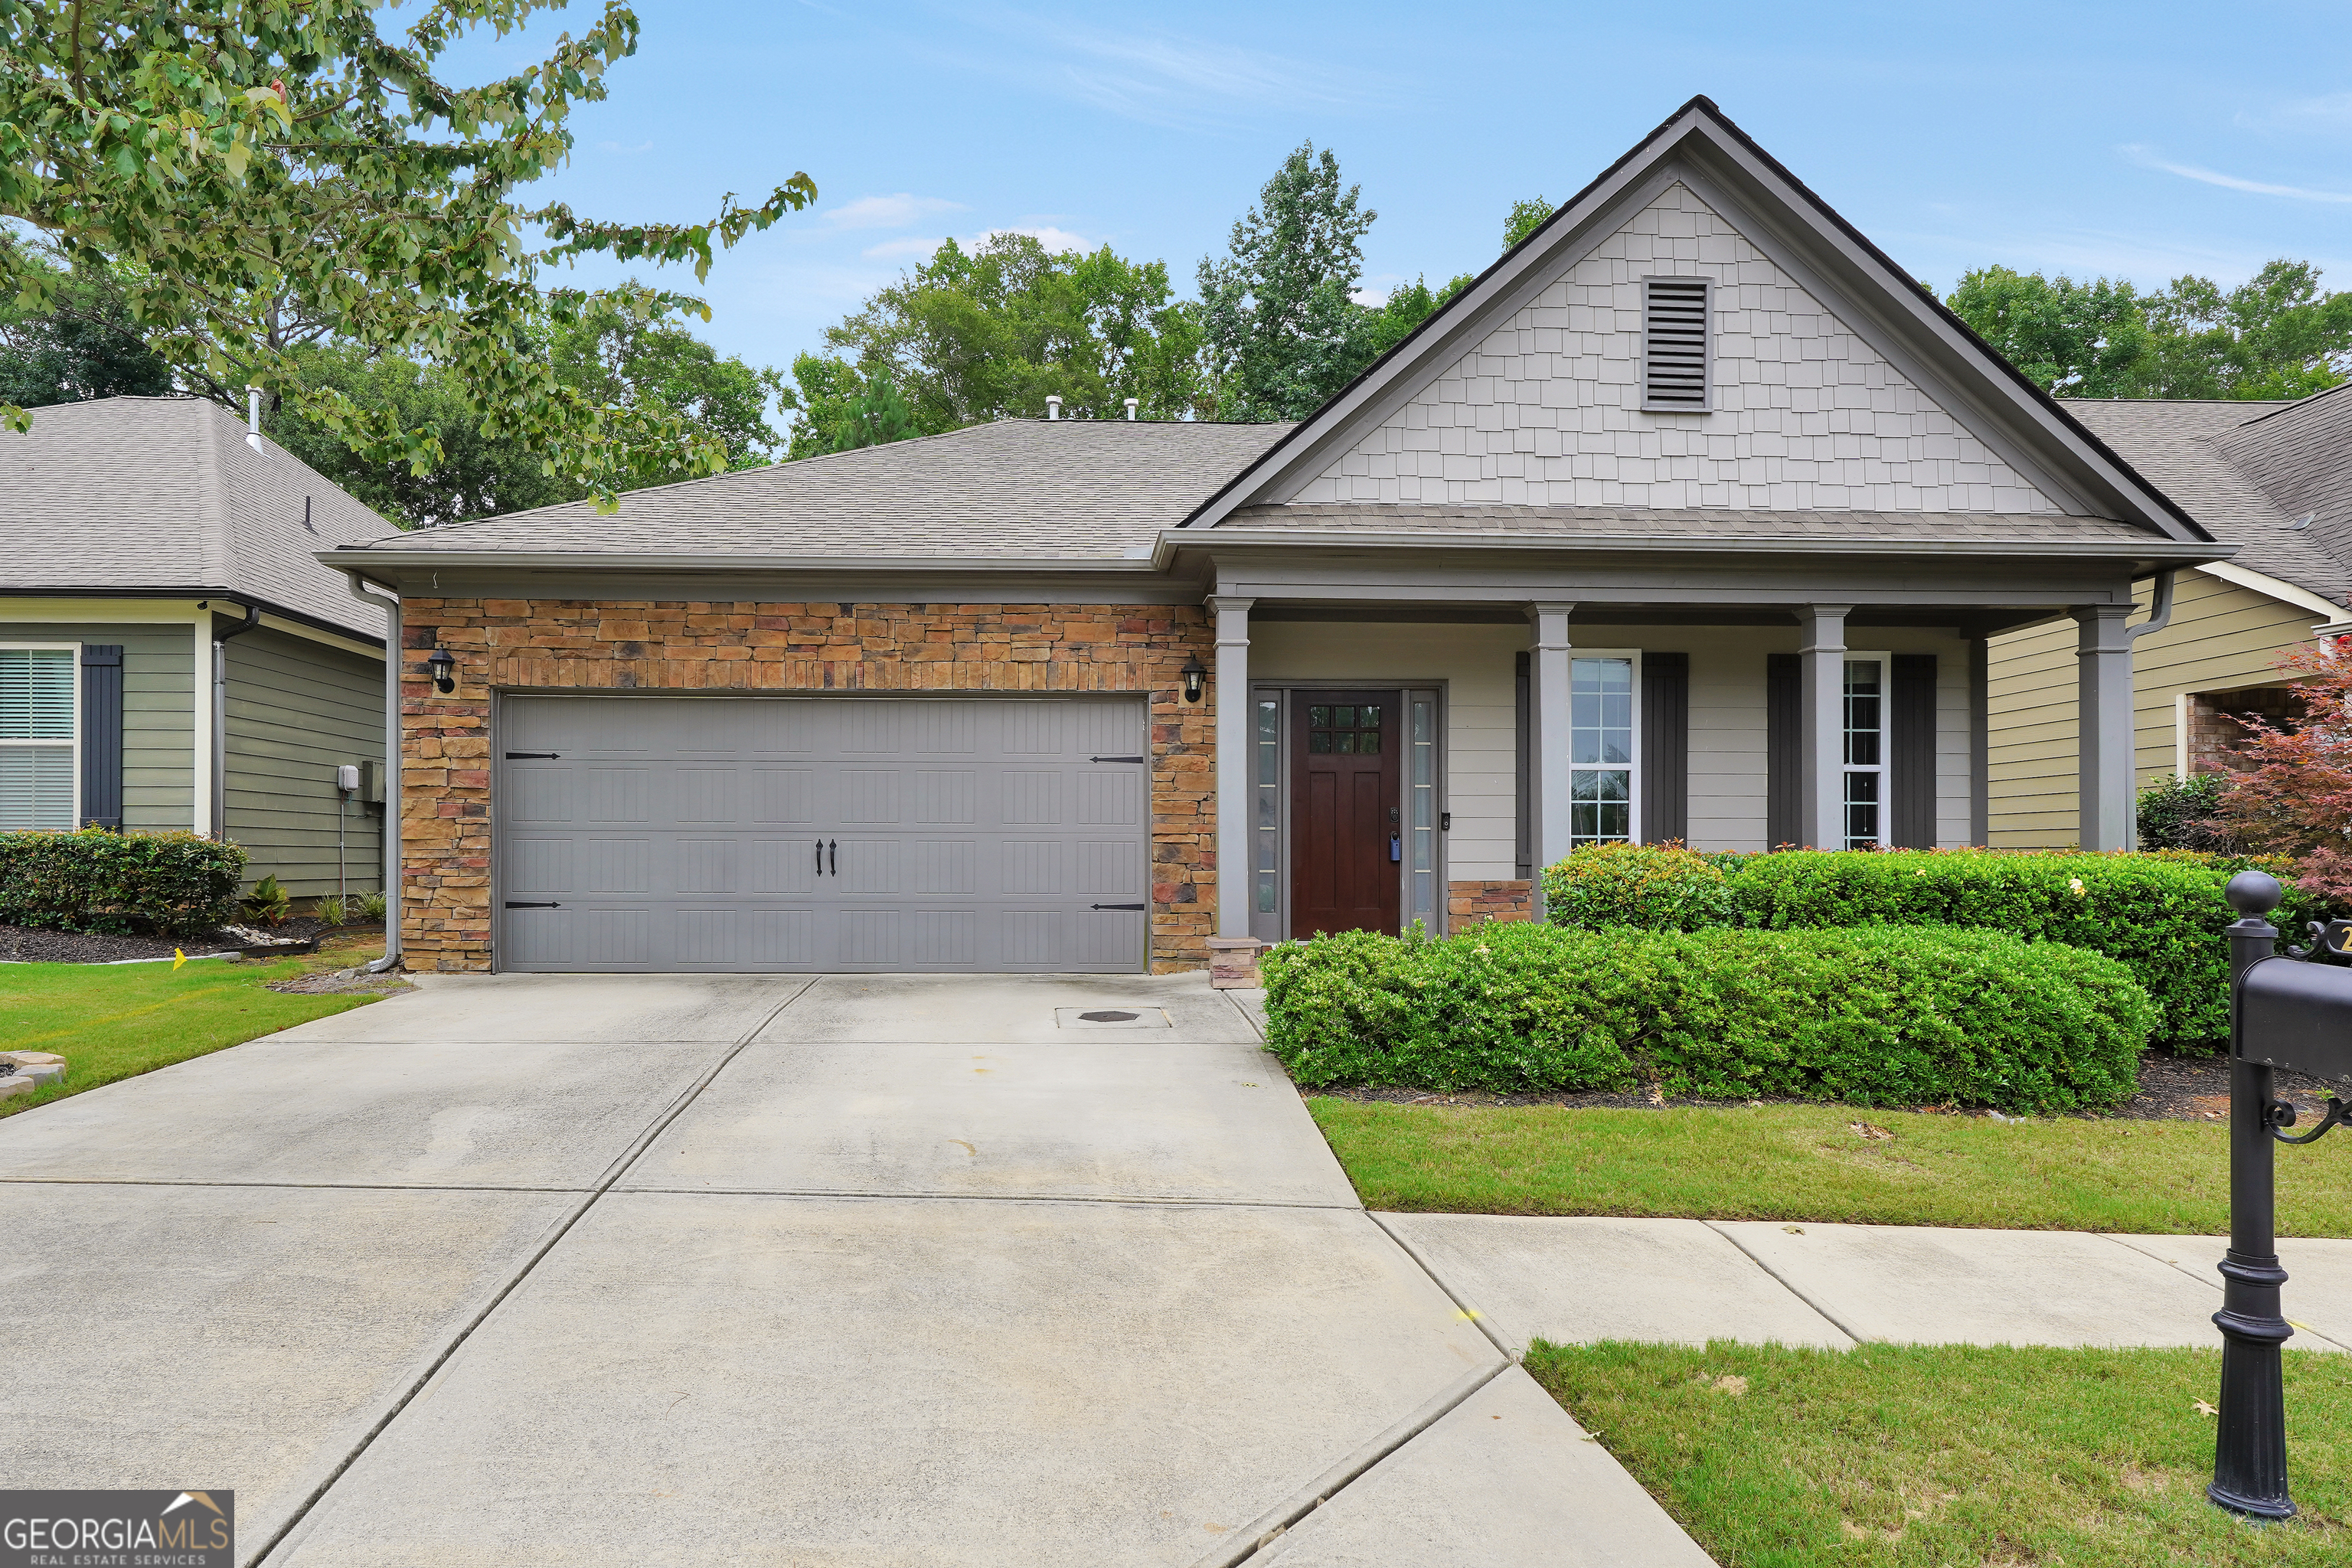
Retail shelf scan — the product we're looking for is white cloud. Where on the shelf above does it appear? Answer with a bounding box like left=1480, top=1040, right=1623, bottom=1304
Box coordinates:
left=986, top=224, right=1091, bottom=253
left=862, top=235, right=948, bottom=260
left=2120, top=144, right=2352, bottom=204
left=862, top=225, right=1096, bottom=263
left=823, top=193, right=969, bottom=230
left=2239, top=92, right=2352, bottom=132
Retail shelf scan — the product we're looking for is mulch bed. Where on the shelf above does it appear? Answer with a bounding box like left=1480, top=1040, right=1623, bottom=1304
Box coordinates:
left=1307, top=1050, right=2345, bottom=1126
left=0, top=917, right=383, bottom=965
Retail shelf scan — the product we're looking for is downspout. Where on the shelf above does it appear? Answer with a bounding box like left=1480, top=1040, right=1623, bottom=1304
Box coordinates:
left=347, top=573, right=403, bottom=974
left=2126, top=570, right=2177, bottom=645
left=210, top=603, right=265, bottom=841
left=2119, top=570, right=2177, bottom=853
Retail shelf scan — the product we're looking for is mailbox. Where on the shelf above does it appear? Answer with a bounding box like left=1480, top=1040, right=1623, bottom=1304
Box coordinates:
left=2235, top=956, right=2352, bottom=1087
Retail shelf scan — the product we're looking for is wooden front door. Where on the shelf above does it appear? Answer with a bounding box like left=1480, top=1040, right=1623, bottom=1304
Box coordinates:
left=1290, top=691, right=1402, bottom=937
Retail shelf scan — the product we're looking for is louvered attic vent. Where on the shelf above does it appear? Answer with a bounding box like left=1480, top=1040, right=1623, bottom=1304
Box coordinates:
left=1641, top=277, right=1712, bottom=411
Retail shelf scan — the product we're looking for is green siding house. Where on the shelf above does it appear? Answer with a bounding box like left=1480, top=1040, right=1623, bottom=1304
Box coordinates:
left=2, top=396, right=397, bottom=900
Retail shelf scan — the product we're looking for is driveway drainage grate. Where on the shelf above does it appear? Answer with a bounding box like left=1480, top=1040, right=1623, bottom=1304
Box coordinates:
left=1079, top=1010, right=1139, bottom=1022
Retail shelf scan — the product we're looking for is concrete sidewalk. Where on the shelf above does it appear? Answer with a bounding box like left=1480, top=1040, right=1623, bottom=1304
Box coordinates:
left=1382, top=1212, right=2352, bottom=1354
left=1, top=971, right=1711, bottom=1568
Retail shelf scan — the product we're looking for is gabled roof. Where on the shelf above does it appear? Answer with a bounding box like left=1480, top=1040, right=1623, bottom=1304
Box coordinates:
left=2065, top=394, right=2352, bottom=608
left=344, top=418, right=1292, bottom=563
left=1180, top=96, right=2208, bottom=545
left=0, top=395, right=398, bottom=638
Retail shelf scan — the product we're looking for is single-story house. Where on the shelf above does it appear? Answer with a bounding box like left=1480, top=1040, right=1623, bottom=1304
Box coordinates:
left=2, top=395, right=397, bottom=900
left=1988, top=385, right=2352, bottom=841
left=323, top=96, right=2231, bottom=977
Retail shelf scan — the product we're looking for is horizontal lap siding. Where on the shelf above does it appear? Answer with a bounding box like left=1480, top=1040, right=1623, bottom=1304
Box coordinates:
left=1253, top=622, right=1972, bottom=861
left=0, top=619, right=194, bottom=831
left=1988, top=572, right=2326, bottom=847
left=223, top=627, right=384, bottom=897
left=1248, top=623, right=1520, bottom=882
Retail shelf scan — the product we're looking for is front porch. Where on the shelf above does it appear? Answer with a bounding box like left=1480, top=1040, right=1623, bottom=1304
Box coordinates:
left=1205, top=586, right=2161, bottom=947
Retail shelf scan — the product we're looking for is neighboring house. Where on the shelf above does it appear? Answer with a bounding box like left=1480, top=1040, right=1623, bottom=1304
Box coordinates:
left=1988, top=387, right=2352, bottom=843
left=323, top=97, right=2229, bottom=978
left=1, top=395, right=398, bottom=901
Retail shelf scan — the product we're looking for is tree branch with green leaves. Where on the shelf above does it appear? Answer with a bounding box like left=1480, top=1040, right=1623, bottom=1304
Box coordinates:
left=0, top=0, right=815, bottom=505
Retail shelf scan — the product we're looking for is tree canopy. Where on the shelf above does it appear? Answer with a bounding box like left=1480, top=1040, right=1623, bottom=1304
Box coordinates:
left=262, top=295, right=786, bottom=528
left=1947, top=261, right=2352, bottom=400
left=0, top=0, right=814, bottom=502
left=1195, top=141, right=1379, bottom=422
left=0, top=257, right=174, bottom=407
left=781, top=230, right=1203, bottom=457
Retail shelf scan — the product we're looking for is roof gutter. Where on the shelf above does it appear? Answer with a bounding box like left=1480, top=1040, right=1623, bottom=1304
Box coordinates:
left=1149, top=528, right=2239, bottom=572
left=345, top=574, right=403, bottom=975
left=315, top=549, right=1166, bottom=577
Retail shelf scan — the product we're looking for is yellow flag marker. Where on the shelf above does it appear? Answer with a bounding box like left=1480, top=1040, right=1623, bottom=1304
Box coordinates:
left=172, top=948, right=188, bottom=970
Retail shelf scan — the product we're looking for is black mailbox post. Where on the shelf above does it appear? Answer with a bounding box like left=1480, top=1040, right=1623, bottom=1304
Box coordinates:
left=2210, top=872, right=2352, bottom=1521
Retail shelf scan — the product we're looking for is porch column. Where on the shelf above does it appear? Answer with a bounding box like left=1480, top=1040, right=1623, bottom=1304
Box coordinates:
left=1798, top=605, right=1852, bottom=850
left=2073, top=603, right=2135, bottom=851
left=1210, top=595, right=1255, bottom=937
left=1527, top=603, right=1576, bottom=900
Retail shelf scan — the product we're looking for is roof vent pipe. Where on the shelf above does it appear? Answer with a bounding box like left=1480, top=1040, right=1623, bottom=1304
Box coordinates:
left=1046, top=395, right=1061, bottom=421
left=1124, top=398, right=1138, bottom=421
left=246, top=387, right=262, bottom=452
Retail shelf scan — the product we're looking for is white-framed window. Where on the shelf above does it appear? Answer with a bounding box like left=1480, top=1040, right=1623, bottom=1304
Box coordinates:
left=1568, top=652, right=1641, bottom=846
left=0, top=644, right=81, bottom=831
left=1842, top=653, right=1892, bottom=849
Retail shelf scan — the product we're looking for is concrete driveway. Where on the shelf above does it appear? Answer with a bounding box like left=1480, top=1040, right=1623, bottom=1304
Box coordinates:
left=1, top=972, right=1705, bottom=1567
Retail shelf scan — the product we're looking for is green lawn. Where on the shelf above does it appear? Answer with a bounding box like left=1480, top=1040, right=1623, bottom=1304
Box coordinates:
left=1308, top=1099, right=2352, bottom=1236
left=1, top=939, right=390, bottom=1115
left=1526, top=1341, right=2352, bottom=1567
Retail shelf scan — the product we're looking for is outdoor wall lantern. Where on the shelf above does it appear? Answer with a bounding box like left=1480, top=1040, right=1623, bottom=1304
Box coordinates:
left=1181, top=653, right=1207, bottom=704
left=427, top=646, right=457, bottom=694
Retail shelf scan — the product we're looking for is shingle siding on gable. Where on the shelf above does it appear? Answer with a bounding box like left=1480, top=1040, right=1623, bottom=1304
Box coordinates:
left=1296, top=183, right=2065, bottom=515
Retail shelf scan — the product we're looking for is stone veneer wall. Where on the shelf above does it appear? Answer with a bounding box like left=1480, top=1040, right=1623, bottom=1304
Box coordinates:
left=1447, top=879, right=1534, bottom=925
left=396, top=599, right=1216, bottom=973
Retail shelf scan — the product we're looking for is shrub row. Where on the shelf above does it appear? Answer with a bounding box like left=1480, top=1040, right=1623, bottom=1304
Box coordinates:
left=0, top=828, right=246, bottom=936
left=1538, top=844, right=2322, bottom=1051
left=1262, top=922, right=2152, bottom=1114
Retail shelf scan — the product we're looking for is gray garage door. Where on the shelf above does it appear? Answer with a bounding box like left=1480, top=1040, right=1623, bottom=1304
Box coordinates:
left=495, top=695, right=1150, bottom=973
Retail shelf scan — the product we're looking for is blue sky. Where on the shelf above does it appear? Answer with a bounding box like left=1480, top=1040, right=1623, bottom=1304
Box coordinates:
left=436, top=1, right=2352, bottom=384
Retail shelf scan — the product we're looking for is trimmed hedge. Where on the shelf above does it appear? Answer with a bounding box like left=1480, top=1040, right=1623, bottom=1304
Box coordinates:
left=1534, top=841, right=1734, bottom=931
left=1263, top=921, right=2153, bottom=1114
left=1541, top=845, right=2322, bottom=1051
left=0, top=828, right=246, bottom=936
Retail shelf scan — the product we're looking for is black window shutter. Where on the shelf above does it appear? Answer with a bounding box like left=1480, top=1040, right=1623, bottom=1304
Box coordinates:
left=1891, top=654, right=1937, bottom=848
left=1641, top=652, right=1688, bottom=844
left=1514, top=650, right=1531, bottom=877
left=1766, top=653, right=1799, bottom=849
left=81, top=644, right=124, bottom=830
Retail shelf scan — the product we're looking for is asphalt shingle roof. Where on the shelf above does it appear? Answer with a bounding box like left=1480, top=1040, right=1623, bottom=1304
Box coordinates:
left=0, top=395, right=398, bottom=636
left=349, top=420, right=1297, bottom=560
left=2063, top=396, right=2352, bottom=606
left=1222, top=503, right=2161, bottom=547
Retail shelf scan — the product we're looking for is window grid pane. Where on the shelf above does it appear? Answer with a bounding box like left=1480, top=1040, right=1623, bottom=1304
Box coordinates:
left=0, top=648, right=76, bottom=741
left=1841, top=658, right=1885, bottom=848
left=1844, top=769, right=1880, bottom=850
left=0, top=745, right=75, bottom=830
left=1567, top=658, right=1635, bottom=845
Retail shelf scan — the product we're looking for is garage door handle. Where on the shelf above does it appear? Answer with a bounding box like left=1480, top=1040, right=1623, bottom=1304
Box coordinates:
left=1088, top=755, right=1146, bottom=763
left=505, top=900, right=560, bottom=909
left=1089, top=903, right=1147, bottom=911
left=505, top=752, right=560, bottom=760
left=828, top=838, right=838, bottom=877
left=815, top=838, right=824, bottom=876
